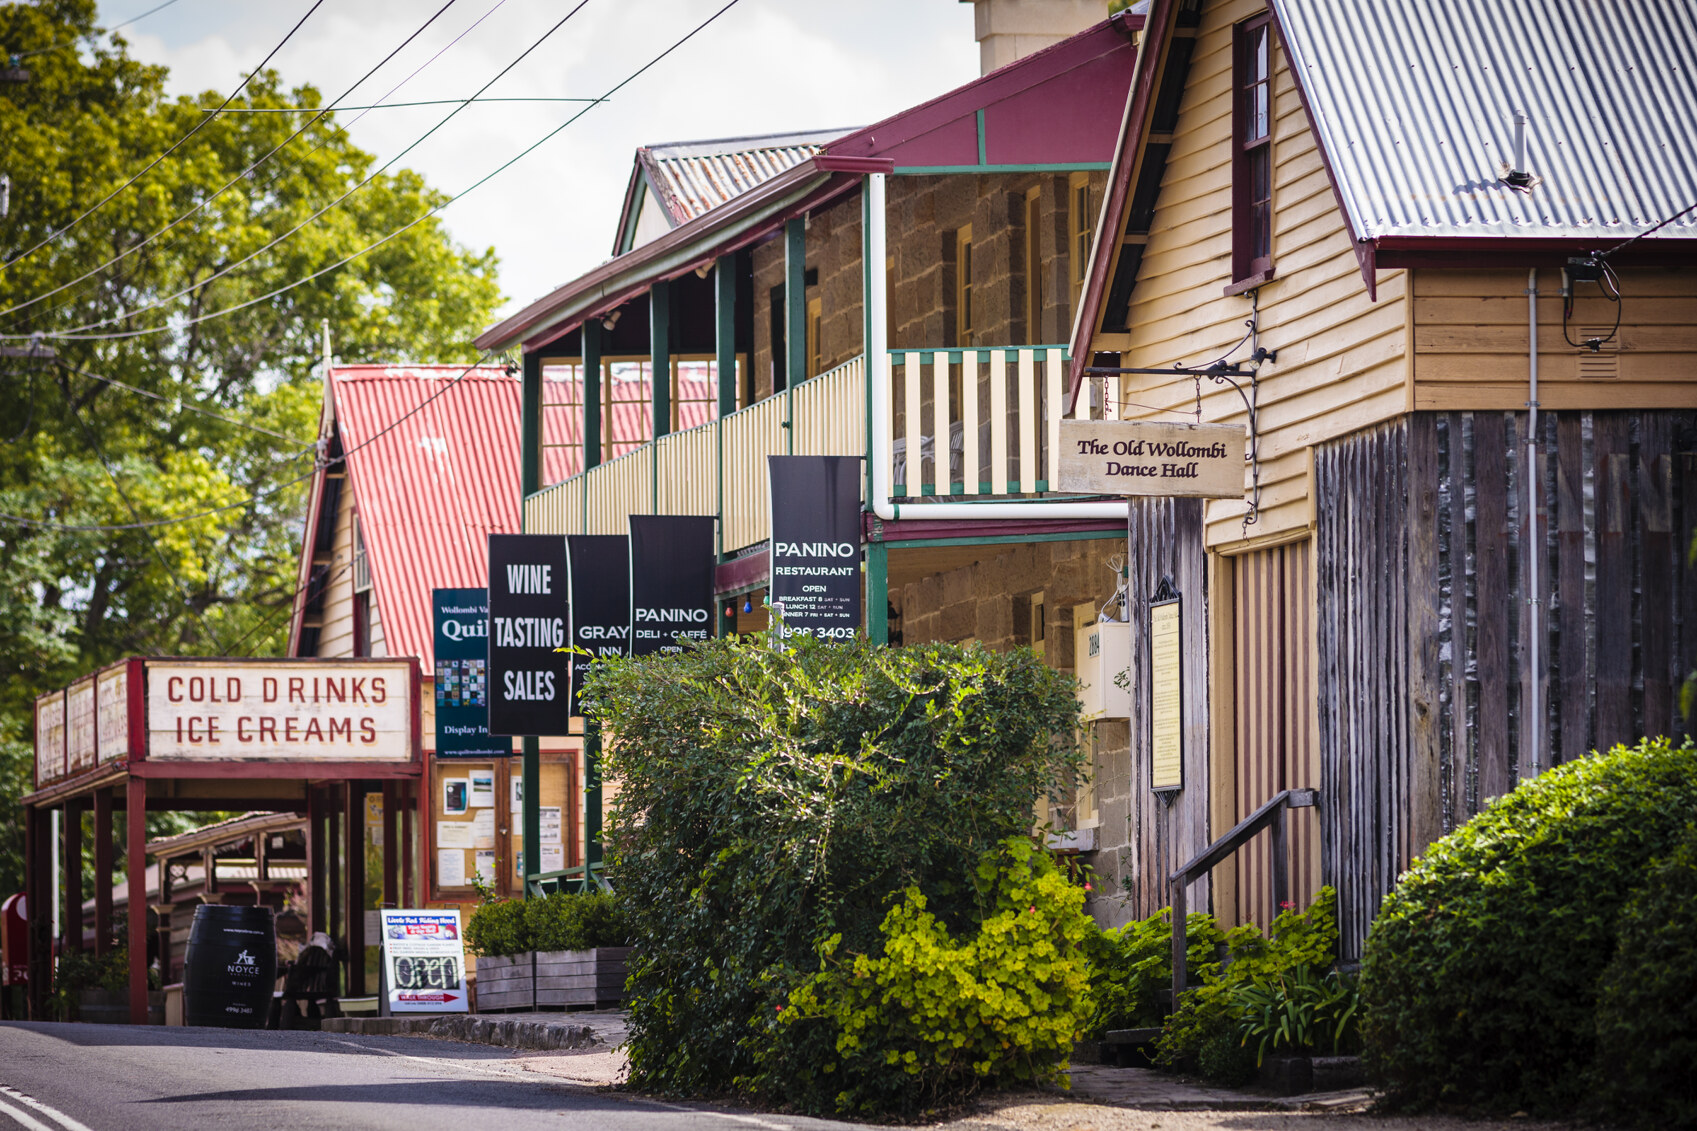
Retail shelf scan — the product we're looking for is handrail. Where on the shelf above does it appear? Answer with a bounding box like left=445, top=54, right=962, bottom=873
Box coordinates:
left=527, top=862, right=611, bottom=896
left=1168, top=787, right=1318, bottom=1007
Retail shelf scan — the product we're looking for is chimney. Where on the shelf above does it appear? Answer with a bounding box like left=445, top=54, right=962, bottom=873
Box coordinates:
left=963, top=0, right=1109, bottom=75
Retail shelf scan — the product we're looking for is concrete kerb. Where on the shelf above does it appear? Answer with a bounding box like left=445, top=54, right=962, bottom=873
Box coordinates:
left=322, top=1014, right=603, bottom=1051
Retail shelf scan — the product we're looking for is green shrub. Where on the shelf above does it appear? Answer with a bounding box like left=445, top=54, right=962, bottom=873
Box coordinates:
left=1233, top=965, right=1359, bottom=1066
left=1083, top=908, right=1230, bottom=1038
left=466, top=890, right=631, bottom=956
left=752, top=838, right=1093, bottom=1116
left=581, top=631, right=1084, bottom=1106
left=1155, top=887, right=1341, bottom=1084
left=1361, top=736, right=1697, bottom=1116
left=1590, top=824, right=1697, bottom=1129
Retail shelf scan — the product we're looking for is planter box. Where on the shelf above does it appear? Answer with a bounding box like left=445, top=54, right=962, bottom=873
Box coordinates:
left=76, top=989, right=165, bottom=1025
left=536, top=947, right=631, bottom=1009
left=475, top=948, right=632, bottom=1012
left=473, top=953, right=535, bottom=1013
left=1257, top=1053, right=1364, bottom=1096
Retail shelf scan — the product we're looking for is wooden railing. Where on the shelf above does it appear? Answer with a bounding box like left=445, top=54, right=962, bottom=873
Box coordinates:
left=523, top=355, right=866, bottom=552
left=888, top=345, right=1071, bottom=499
left=1168, top=788, right=1320, bottom=1006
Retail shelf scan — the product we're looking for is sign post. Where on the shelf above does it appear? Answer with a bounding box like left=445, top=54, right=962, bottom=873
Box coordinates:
left=767, top=455, right=863, bottom=641
left=378, top=909, right=469, bottom=1014
left=487, top=535, right=571, bottom=900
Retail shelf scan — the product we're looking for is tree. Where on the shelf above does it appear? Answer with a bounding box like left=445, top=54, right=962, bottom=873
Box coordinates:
left=0, top=0, right=504, bottom=893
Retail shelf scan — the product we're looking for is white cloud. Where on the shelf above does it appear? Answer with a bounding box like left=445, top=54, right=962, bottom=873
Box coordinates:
left=106, top=0, right=981, bottom=338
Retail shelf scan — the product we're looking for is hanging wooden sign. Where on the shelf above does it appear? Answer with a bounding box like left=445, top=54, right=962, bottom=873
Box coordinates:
left=1058, top=420, right=1245, bottom=498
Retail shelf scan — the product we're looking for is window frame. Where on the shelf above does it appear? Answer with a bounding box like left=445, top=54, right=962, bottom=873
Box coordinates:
left=1067, top=172, right=1093, bottom=313
left=1229, top=13, right=1276, bottom=291
left=1024, top=186, right=1044, bottom=345
left=954, top=223, right=974, bottom=348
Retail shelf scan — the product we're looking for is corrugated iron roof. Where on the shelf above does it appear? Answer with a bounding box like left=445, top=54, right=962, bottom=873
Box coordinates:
left=1273, top=0, right=1697, bottom=242
left=639, top=128, right=853, bottom=227
left=329, top=365, right=523, bottom=670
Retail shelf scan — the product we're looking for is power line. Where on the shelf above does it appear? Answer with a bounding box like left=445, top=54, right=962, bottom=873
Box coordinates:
left=207, top=97, right=608, bottom=112
left=13, top=0, right=187, bottom=61
left=0, top=351, right=501, bottom=531
left=61, top=361, right=318, bottom=447
left=1599, top=198, right=1697, bottom=260
left=0, top=0, right=461, bottom=322
left=8, top=0, right=747, bottom=346
left=7, top=0, right=595, bottom=339
left=223, top=550, right=352, bottom=657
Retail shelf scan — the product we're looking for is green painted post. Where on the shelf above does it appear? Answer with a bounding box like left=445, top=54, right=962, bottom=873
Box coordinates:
left=867, top=539, right=889, bottom=646
left=650, top=281, right=671, bottom=439
left=522, top=736, right=540, bottom=897
left=583, top=320, right=603, bottom=471
left=784, top=217, right=806, bottom=391
left=715, top=255, right=737, bottom=417
left=585, top=726, right=603, bottom=885
left=521, top=352, right=542, bottom=499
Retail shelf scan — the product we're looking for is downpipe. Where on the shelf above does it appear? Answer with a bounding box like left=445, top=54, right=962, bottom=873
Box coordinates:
left=1526, top=268, right=1542, bottom=778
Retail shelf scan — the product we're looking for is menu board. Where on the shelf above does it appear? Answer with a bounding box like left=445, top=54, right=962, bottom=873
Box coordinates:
left=1149, top=596, right=1183, bottom=791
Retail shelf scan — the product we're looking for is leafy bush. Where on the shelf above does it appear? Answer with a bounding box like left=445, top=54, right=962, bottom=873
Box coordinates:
left=1155, top=887, right=1341, bottom=1085
left=1234, top=965, right=1359, bottom=1066
left=1083, top=908, right=1229, bottom=1038
left=466, top=890, right=631, bottom=957
left=1361, top=736, right=1697, bottom=1115
left=1590, top=824, right=1697, bottom=1129
left=580, top=631, right=1084, bottom=1106
left=752, top=838, right=1093, bottom=1116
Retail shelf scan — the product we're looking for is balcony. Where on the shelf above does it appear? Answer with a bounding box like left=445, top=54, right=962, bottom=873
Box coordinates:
left=521, top=344, right=1081, bottom=550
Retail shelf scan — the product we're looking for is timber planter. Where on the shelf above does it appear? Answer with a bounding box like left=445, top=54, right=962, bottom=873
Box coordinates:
left=475, top=948, right=633, bottom=1012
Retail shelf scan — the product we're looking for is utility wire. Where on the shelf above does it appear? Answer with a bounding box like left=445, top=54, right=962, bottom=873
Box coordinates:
left=1, top=0, right=325, bottom=271
left=209, top=97, right=607, bottom=112
left=222, top=551, right=352, bottom=657
left=12, top=0, right=186, bottom=60
left=7, top=0, right=595, bottom=339
left=1598, top=198, right=1697, bottom=260
left=0, top=0, right=461, bottom=322
left=62, top=361, right=318, bottom=447
left=68, top=389, right=230, bottom=654
left=7, top=0, right=746, bottom=345
left=0, top=352, right=501, bottom=531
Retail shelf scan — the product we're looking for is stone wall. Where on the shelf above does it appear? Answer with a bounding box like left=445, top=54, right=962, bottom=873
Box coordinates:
left=891, top=533, right=1142, bottom=927
left=749, top=190, right=865, bottom=401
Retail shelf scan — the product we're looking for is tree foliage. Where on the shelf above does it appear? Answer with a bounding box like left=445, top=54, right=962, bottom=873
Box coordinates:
left=0, top=0, right=502, bottom=889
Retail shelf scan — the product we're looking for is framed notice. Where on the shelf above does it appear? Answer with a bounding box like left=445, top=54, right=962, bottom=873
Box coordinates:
left=1149, top=580, right=1183, bottom=792
left=379, top=910, right=469, bottom=1014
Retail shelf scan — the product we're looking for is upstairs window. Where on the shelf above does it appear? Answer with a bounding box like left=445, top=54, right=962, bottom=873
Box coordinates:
left=1024, top=186, right=1044, bottom=344
left=1232, top=15, right=1274, bottom=286
left=1068, top=173, right=1093, bottom=314
left=954, top=224, right=974, bottom=348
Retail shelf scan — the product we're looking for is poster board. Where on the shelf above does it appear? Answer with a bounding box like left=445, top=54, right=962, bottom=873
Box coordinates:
left=379, top=909, right=469, bottom=1013
left=430, top=753, right=574, bottom=897
left=1149, top=593, right=1183, bottom=792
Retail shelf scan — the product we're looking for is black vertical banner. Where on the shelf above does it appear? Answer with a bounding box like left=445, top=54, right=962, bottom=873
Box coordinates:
left=567, top=534, right=630, bottom=717
left=434, top=587, right=506, bottom=756
left=629, top=516, right=716, bottom=656
left=487, top=535, right=571, bottom=736
left=768, top=455, right=862, bottom=640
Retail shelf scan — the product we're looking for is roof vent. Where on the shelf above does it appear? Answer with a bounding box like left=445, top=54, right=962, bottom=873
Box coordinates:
left=1504, top=112, right=1535, bottom=189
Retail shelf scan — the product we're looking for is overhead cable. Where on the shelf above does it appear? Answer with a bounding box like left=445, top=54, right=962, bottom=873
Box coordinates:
left=12, top=0, right=187, bottom=60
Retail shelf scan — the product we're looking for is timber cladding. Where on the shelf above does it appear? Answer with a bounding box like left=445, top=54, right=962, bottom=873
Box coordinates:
left=1315, top=410, right=1697, bottom=955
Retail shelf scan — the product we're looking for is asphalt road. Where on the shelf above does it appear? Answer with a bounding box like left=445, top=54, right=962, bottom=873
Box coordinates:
left=0, top=1022, right=857, bottom=1131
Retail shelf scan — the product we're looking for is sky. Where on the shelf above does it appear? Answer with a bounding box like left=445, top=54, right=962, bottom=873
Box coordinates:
left=100, top=0, right=983, bottom=332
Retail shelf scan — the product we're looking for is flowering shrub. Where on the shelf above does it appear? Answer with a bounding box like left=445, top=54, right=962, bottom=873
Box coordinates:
left=751, top=837, right=1095, bottom=1116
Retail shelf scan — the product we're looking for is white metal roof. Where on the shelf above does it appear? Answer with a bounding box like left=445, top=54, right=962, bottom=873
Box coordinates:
left=1273, top=0, right=1697, bottom=243
left=638, top=128, right=854, bottom=225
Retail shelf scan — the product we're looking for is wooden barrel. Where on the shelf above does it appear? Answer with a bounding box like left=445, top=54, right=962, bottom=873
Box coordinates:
left=182, top=904, right=276, bottom=1028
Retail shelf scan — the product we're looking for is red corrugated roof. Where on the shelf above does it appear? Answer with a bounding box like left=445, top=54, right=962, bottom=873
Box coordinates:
left=330, top=364, right=521, bottom=670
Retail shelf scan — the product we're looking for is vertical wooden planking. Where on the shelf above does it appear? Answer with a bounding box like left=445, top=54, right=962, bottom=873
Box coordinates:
left=962, top=351, right=981, bottom=495
left=990, top=351, right=1009, bottom=496
left=1407, top=414, right=1442, bottom=857
left=932, top=349, right=951, bottom=495
left=1045, top=348, right=1062, bottom=489
left=1593, top=414, right=1633, bottom=752
left=1637, top=415, right=1673, bottom=737
left=1017, top=348, right=1037, bottom=493
left=1473, top=415, right=1511, bottom=801
left=903, top=352, right=923, bottom=496
left=1556, top=414, right=1589, bottom=764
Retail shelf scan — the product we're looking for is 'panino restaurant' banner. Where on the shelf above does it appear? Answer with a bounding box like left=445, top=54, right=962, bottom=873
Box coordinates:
left=768, top=455, right=862, bottom=640
left=145, top=658, right=415, bottom=761
left=629, top=516, right=714, bottom=657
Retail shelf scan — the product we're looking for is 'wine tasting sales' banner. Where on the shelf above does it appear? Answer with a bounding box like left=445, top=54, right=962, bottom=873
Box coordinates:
left=767, top=455, right=862, bottom=640
left=629, top=516, right=715, bottom=657
left=567, top=534, right=630, bottom=717
left=486, top=535, right=570, bottom=736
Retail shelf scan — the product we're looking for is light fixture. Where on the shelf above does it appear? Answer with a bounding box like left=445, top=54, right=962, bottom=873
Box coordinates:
left=693, top=263, right=712, bottom=279
left=601, top=309, right=622, bottom=332
left=742, top=597, right=753, bottom=614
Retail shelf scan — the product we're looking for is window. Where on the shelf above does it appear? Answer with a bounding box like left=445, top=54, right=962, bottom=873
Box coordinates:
left=806, top=296, right=822, bottom=379
left=1232, top=15, right=1274, bottom=285
left=540, top=362, right=584, bottom=485
left=954, top=224, right=973, bottom=348
left=671, top=358, right=724, bottom=432
left=1024, top=186, right=1044, bottom=345
left=1068, top=172, right=1093, bottom=313
left=885, top=255, right=896, bottom=347
left=601, top=359, right=652, bottom=461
